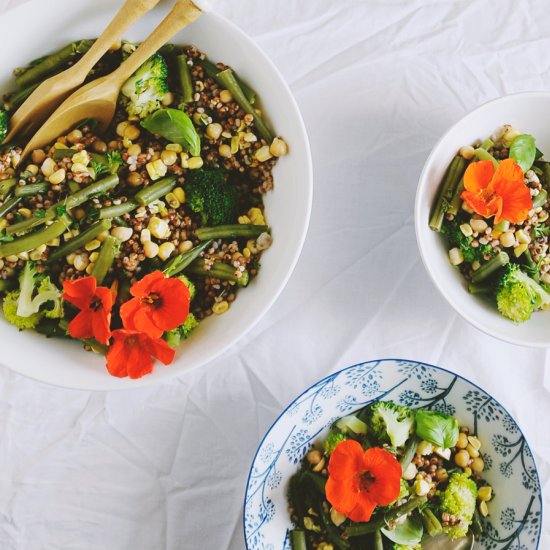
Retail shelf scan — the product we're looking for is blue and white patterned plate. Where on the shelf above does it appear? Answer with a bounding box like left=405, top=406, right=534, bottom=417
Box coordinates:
left=243, top=359, right=542, bottom=549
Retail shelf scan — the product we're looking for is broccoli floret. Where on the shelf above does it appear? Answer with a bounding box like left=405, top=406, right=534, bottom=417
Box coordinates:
left=186, top=168, right=237, bottom=226
left=2, top=291, right=41, bottom=330
left=16, top=262, right=63, bottom=319
left=177, top=274, right=196, bottom=301
left=323, top=431, right=348, bottom=455
left=0, top=110, right=8, bottom=142
left=165, top=313, right=199, bottom=348
left=496, top=263, right=550, bottom=323
left=441, top=473, right=477, bottom=540
left=366, top=401, right=415, bottom=448
left=120, top=53, right=169, bottom=118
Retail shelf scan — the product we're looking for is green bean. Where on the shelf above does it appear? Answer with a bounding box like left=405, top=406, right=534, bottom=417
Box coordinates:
left=15, top=40, right=94, bottom=89
left=471, top=508, right=483, bottom=536
left=319, top=509, right=349, bottom=550
left=0, top=196, right=21, bottom=218
left=158, top=43, right=182, bottom=57
left=474, top=147, right=498, bottom=169
left=36, top=318, right=69, bottom=338
left=399, top=435, right=420, bottom=471
left=302, top=470, right=326, bottom=497
left=217, top=69, right=274, bottom=142
left=429, top=156, right=467, bottom=232
left=53, top=148, right=106, bottom=164
left=447, top=177, right=465, bottom=216
left=420, top=508, right=443, bottom=537
left=0, top=215, right=71, bottom=258
left=0, top=178, right=18, bottom=199
left=470, top=251, right=509, bottom=284
left=6, top=173, right=119, bottom=235
left=112, top=216, right=129, bottom=227
left=480, top=137, right=494, bottom=150
left=290, top=530, right=307, bottom=550
left=177, top=54, right=194, bottom=104
left=99, top=200, right=139, bottom=220
left=187, top=258, right=250, bottom=287
left=9, top=82, right=40, bottom=109
left=47, top=219, right=111, bottom=262
left=344, top=496, right=427, bottom=537
left=373, top=530, right=384, bottom=550
left=199, top=58, right=257, bottom=104
left=533, top=188, right=548, bottom=209
left=14, top=182, right=50, bottom=197
left=134, top=176, right=177, bottom=206
left=468, top=281, right=494, bottom=295
left=163, top=240, right=213, bottom=277
left=542, top=162, right=550, bottom=190
left=196, top=224, right=269, bottom=241
left=91, top=235, right=120, bottom=285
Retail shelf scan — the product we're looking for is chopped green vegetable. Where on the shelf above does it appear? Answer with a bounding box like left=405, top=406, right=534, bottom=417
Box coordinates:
left=442, top=219, right=494, bottom=263
left=440, top=473, right=477, bottom=540
left=414, top=409, right=458, bottom=449
left=164, top=313, right=199, bottom=348
left=366, top=401, right=415, bottom=448
left=510, top=134, right=536, bottom=173
left=0, top=110, right=8, bottom=142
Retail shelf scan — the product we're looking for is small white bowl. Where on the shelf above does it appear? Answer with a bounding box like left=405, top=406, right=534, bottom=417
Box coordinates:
left=0, top=0, right=312, bottom=389
left=415, top=92, right=550, bottom=347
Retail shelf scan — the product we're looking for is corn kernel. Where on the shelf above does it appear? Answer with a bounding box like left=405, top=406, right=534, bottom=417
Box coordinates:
left=238, top=215, right=251, bottom=224
left=516, top=229, right=531, bottom=244
left=414, top=478, right=431, bottom=496
left=479, top=501, right=489, bottom=517
left=127, top=144, right=142, bottom=157
left=17, top=251, right=29, bottom=261
left=29, top=249, right=43, bottom=261
left=165, top=192, right=180, bottom=209
left=178, top=240, right=193, bottom=253
left=166, top=143, right=183, bottom=153
left=478, top=486, right=492, bottom=501
left=158, top=242, right=176, bottom=261
left=17, top=208, right=32, bottom=219
left=96, top=230, right=109, bottom=242
left=73, top=254, right=89, bottom=272
left=161, top=150, right=178, bottom=166
left=244, top=132, right=257, bottom=143
left=146, top=159, right=168, bottom=181
left=122, top=137, right=133, bottom=149
left=255, top=145, right=272, bottom=162
left=459, top=145, right=475, bottom=159
left=243, top=247, right=251, bottom=258
left=330, top=507, right=346, bottom=527
left=417, top=440, right=434, bottom=456
left=49, top=169, right=66, bottom=185
left=5, top=255, right=19, bottom=263
left=89, top=252, right=100, bottom=263
left=206, top=123, right=223, bottom=140
left=188, top=157, right=204, bottom=170
left=143, top=241, right=159, bottom=258
left=173, top=187, right=185, bottom=203
left=26, top=164, right=39, bottom=176
left=449, top=247, right=464, bottom=266
left=514, top=243, right=528, bottom=257
left=212, top=300, right=229, bottom=315
left=270, top=137, right=288, bottom=157
left=41, top=157, right=57, bottom=177
left=84, top=239, right=101, bottom=251
left=71, top=151, right=90, bottom=167
left=247, top=239, right=258, bottom=254
left=140, top=229, right=151, bottom=243
left=219, top=144, right=232, bottom=158
left=460, top=223, right=473, bottom=237
left=111, top=226, right=133, bottom=242
left=470, top=218, right=488, bottom=233
left=500, top=231, right=516, bottom=247
left=71, top=163, right=88, bottom=174
left=66, top=253, right=77, bottom=265
left=220, top=89, right=233, bottom=103
left=403, top=463, right=418, bottom=481
left=180, top=153, right=189, bottom=168
left=231, top=135, right=240, bottom=154
left=53, top=142, right=67, bottom=150
left=148, top=216, right=171, bottom=239
left=116, top=121, right=130, bottom=137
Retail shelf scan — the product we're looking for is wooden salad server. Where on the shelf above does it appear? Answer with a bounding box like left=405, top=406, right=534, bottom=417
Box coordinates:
left=19, top=0, right=202, bottom=163
left=4, top=0, right=164, bottom=144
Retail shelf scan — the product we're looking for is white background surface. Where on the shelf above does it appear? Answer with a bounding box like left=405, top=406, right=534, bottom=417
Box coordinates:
left=0, top=0, right=548, bottom=548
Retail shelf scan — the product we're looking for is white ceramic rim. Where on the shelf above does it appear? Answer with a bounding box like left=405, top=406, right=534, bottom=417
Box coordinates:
left=0, top=1, right=313, bottom=390
left=414, top=91, right=550, bottom=348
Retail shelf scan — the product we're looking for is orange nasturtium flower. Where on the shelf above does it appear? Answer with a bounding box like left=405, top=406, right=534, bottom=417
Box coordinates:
left=460, top=158, right=532, bottom=224
left=326, top=440, right=402, bottom=523
left=106, top=329, right=176, bottom=379
left=62, top=277, right=114, bottom=345
left=120, top=271, right=190, bottom=339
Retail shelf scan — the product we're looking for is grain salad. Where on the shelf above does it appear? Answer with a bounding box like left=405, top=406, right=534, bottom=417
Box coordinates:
left=0, top=40, right=287, bottom=378
left=429, top=125, right=550, bottom=323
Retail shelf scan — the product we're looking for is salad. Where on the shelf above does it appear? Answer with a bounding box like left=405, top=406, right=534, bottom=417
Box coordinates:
left=0, top=40, right=287, bottom=378
left=288, top=400, right=492, bottom=550
left=429, top=125, right=550, bottom=323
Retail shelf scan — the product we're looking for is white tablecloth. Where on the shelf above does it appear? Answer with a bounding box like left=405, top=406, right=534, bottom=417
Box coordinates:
left=0, top=1, right=548, bottom=548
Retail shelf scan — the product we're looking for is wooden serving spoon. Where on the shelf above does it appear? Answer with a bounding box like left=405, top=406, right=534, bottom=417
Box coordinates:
left=19, top=0, right=202, bottom=163
left=4, top=0, right=163, bottom=144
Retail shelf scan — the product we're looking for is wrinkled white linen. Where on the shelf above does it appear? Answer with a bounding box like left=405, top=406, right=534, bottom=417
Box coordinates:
left=0, top=0, right=549, bottom=548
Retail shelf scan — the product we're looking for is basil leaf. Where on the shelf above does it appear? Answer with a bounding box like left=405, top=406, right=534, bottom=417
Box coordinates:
left=141, top=108, right=201, bottom=156
left=415, top=409, right=459, bottom=448
left=510, top=134, right=536, bottom=173
left=381, top=515, right=423, bottom=545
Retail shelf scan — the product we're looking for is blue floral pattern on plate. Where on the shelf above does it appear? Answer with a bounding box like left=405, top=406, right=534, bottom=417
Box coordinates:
left=243, top=359, right=542, bottom=549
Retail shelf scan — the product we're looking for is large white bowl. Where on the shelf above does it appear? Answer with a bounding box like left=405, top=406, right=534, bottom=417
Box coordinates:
left=244, top=359, right=542, bottom=549
left=415, top=92, right=550, bottom=347
left=0, top=0, right=312, bottom=390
